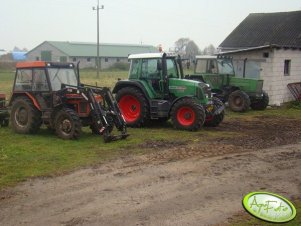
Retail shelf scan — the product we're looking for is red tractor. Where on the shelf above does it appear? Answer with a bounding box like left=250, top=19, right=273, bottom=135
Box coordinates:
left=0, top=93, right=9, bottom=127
left=9, top=61, right=128, bottom=142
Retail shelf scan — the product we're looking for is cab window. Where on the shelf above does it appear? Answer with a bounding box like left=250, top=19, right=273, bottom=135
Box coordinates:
left=129, top=59, right=139, bottom=79
left=195, top=59, right=207, bottom=73
left=32, top=69, right=49, bottom=91
left=14, top=69, right=32, bottom=91
left=166, top=59, right=178, bottom=78
left=141, top=59, right=161, bottom=79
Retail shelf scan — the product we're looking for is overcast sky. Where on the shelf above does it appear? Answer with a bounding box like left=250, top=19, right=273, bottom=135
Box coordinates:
left=1, top=0, right=301, bottom=52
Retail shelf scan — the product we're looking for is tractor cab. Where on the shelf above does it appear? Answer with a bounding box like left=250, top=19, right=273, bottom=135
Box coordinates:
left=192, top=55, right=235, bottom=89
left=128, top=53, right=211, bottom=105
left=12, top=61, right=78, bottom=109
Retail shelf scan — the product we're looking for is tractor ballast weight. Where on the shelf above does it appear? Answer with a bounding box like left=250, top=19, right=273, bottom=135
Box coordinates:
left=186, top=55, right=269, bottom=112
left=113, top=52, right=225, bottom=131
left=0, top=94, right=9, bottom=127
left=9, top=61, right=128, bottom=142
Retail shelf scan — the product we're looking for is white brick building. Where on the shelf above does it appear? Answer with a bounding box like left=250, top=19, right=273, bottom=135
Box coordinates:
left=219, top=11, right=301, bottom=105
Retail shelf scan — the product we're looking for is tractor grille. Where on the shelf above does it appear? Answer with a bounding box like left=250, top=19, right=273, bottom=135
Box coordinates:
left=79, top=102, right=88, bottom=113
left=256, top=81, right=263, bottom=93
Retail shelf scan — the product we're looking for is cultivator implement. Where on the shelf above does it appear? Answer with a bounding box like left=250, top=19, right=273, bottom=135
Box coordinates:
left=287, top=82, right=301, bottom=101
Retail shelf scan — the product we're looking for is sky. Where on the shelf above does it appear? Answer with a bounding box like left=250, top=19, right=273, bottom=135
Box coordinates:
left=1, top=0, right=301, bottom=52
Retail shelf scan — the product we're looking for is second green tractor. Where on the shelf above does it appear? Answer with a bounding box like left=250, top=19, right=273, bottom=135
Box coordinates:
left=113, top=53, right=224, bottom=131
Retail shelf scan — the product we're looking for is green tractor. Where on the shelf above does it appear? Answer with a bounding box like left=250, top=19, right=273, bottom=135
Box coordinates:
left=186, top=55, right=269, bottom=112
left=112, top=53, right=224, bottom=131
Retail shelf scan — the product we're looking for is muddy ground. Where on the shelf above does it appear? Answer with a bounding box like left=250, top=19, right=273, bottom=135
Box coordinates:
left=0, top=115, right=301, bottom=225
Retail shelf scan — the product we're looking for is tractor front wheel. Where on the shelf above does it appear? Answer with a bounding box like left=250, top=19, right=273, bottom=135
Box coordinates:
left=10, top=96, right=41, bottom=134
left=204, top=97, right=225, bottom=127
left=55, top=108, right=82, bottom=140
left=116, top=87, right=149, bottom=127
left=250, top=91, right=269, bottom=110
left=171, top=98, right=205, bottom=131
left=228, top=90, right=250, bottom=112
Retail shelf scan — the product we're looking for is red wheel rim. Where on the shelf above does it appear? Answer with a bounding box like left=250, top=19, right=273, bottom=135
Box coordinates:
left=118, top=95, right=141, bottom=123
left=177, top=107, right=195, bottom=126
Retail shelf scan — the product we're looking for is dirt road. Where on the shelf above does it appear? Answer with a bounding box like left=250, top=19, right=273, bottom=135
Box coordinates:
left=0, top=116, right=301, bottom=226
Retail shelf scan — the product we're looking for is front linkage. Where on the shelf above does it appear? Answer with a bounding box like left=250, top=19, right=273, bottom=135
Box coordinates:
left=58, top=84, right=129, bottom=142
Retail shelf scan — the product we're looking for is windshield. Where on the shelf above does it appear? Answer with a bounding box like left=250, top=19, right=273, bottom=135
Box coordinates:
left=48, top=68, right=78, bottom=91
left=217, top=59, right=234, bottom=74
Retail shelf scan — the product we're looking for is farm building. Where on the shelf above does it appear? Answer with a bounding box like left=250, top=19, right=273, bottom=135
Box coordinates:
left=26, top=41, right=158, bottom=69
left=218, top=10, right=301, bottom=106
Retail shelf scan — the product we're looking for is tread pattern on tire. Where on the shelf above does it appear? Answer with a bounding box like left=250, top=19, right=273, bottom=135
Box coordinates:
left=55, top=108, right=82, bottom=140
left=204, top=97, right=225, bottom=127
left=228, top=90, right=250, bottom=112
left=250, top=91, right=269, bottom=110
left=171, top=98, right=205, bottom=131
left=115, top=87, right=149, bottom=127
left=10, top=96, right=41, bottom=134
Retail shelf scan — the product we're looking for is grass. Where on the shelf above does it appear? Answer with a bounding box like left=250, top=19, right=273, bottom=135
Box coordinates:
left=1, top=68, right=301, bottom=189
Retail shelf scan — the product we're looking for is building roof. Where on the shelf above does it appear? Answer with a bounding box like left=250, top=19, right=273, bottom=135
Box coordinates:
left=28, top=41, right=158, bottom=57
left=219, top=11, right=301, bottom=50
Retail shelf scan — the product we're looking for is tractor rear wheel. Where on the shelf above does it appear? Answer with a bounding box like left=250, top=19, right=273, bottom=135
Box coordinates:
left=116, top=87, right=149, bottom=127
left=250, top=91, right=269, bottom=110
left=228, top=90, right=250, bottom=112
left=10, top=96, right=41, bottom=134
left=55, top=108, right=82, bottom=140
left=204, top=97, right=225, bottom=127
left=171, top=98, right=205, bottom=131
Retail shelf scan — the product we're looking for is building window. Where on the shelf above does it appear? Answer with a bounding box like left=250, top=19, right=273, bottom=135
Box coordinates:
left=73, top=57, right=77, bottom=62
left=105, top=58, right=108, bottom=62
left=284, top=60, right=291, bottom=76
left=263, top=52, right=269, bottom=58
left=36, top=57, right=40, bottom=61
left=87, top=57, right=91, bottom=62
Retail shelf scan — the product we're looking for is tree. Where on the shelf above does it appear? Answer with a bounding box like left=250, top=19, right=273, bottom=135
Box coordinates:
left=174, top=38, right=200, bottom=59
left=185, top=40, right=200, bottom=59
left=174, top=38, right=190, bottom=54
left=202, top=44, right=216, bottom=55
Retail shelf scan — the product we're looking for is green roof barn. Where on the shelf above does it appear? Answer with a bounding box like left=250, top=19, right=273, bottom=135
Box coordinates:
left=26, top=41, right=158, bottom=69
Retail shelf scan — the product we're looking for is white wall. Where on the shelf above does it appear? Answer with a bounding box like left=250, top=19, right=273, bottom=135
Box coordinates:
left=269, top=49, right=301, bottom=105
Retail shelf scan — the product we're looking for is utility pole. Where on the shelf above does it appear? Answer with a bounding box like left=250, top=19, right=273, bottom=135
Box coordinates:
left=93, top=0, right=104, bottom=79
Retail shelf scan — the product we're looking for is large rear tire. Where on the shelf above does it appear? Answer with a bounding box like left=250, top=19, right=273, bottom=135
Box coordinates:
left=250, top=91, right=269, bottom=110
left=10, top=96, right=41, bottom=134
left=171, top=98, right=205, bottom=131
left=204, top=97, right=225, bottom=127
left=228, top=90, right=250, bottom=112
left=115, top=87, right=149, bottom=127
left=55, top=108, right=82, bottom=140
